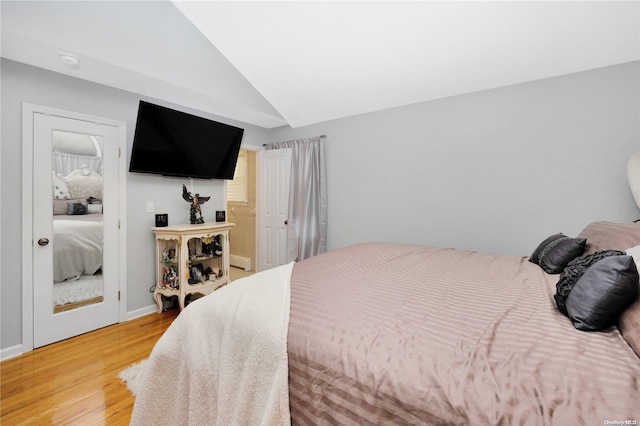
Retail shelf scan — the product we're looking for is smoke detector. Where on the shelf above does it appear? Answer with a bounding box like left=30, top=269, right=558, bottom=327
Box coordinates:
left=59, top=53, right=80, bottom=69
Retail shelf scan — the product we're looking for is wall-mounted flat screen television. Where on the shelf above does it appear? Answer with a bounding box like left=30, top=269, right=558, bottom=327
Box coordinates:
left=129, top=101, right=244, bottom=179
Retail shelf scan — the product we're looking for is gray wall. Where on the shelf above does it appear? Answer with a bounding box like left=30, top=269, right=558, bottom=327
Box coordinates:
left=2, top=59, right=639, bottom=352
left=0, top=59, right=270, bottom=350
left=269, top=61, right=640, bottom=255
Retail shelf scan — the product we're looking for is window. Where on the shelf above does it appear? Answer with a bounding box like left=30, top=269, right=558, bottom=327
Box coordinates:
left=227, top=149, right=248, bottom=203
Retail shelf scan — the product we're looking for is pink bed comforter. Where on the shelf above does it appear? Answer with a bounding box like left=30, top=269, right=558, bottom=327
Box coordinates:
left=287, top=242, right=640, bottom=425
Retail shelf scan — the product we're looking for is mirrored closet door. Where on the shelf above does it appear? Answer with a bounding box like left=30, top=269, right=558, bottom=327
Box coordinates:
left=32, top=113, right=120, bottom=348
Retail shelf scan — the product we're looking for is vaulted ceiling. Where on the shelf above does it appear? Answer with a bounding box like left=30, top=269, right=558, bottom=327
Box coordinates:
left=2, top=1, right=639, bottom=129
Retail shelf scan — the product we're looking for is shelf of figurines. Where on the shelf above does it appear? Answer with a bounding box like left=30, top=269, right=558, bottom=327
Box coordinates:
left=152, top=222, right=235, bottom=312
left=157, top=266, right=228, bottom=292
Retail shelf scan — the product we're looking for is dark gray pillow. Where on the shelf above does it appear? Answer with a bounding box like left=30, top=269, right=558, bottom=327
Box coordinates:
left=67, top=202, right=88, bottom=215
left=565, top=255, right=639, bottom=331
left=530, top=233, right=586, bottom=274
left=530, top=233, right=564, bottom=264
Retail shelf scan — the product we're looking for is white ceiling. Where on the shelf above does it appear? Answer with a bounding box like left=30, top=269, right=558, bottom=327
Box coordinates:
left=2, top=1, right=639, bottom=129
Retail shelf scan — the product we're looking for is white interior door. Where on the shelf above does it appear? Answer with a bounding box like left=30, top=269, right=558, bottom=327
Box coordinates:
left=257, top=149, right=291, bottom=271
left=32, top=113, right=120, bottom=347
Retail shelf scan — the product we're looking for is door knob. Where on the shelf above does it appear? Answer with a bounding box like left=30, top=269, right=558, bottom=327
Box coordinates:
left=37, top=238, right=49, bottom=246
left=284, top=220, right=288, bottom=225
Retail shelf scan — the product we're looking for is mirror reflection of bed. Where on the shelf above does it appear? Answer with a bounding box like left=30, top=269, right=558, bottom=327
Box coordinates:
left=52, top=131, right=104, bottom=314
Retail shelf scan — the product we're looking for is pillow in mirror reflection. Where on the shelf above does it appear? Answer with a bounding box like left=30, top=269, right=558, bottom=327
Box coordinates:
left=53, top=173, right=71, bottom=199
left=65, top=174, right=103, bottom=199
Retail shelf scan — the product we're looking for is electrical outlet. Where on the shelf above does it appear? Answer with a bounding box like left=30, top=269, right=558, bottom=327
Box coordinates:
left=146, top=202, right=154, bottom=213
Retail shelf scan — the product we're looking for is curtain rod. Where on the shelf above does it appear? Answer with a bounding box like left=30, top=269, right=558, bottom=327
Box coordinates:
left=263, top=135, right=326, bottom=147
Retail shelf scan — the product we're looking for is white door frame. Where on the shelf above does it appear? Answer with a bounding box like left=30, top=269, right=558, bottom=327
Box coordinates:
left=223, top=144, right=262, bottom=272
left=21, top=103, right=127, bottom=353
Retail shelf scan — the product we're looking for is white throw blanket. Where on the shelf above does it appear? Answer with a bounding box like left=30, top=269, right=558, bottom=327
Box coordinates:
left=130, top=262, right=294, bottom=426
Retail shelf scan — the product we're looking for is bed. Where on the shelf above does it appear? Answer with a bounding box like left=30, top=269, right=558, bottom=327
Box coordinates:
left=53, top=214, right=103, bottom=283
left=131, top=221, right=640, bottom=425
left=51, top=166, right=104, bottom=311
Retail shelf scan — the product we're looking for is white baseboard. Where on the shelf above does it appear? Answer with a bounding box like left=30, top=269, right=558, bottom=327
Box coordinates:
left=230, top=254, right=252, bottom=271
left=2, top=305, right=159, bottom=362
left=1, top=344, right=24, bottom=361
left=126, top=304, right=158, bottom=321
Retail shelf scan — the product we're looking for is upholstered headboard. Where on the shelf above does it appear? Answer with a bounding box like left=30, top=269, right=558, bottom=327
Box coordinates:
left=52, top=165, right=103, bottom=215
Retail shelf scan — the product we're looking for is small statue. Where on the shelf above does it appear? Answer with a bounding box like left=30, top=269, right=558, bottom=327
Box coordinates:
left=182, top=184, right=210, bottom=224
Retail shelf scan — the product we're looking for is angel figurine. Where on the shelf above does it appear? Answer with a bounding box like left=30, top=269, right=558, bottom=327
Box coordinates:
left=182, top=184, right=210, bottom=224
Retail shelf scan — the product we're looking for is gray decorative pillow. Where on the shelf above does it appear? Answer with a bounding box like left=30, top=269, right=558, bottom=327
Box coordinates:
left=530, top=233, right=586, bottom=274
left=54, top=198, right=87, bottom=215
left=67, top=202, right=88, bottom=215
left=566, top=255, right=639, bottom=331
left=530, top=233, right=564, bottom=264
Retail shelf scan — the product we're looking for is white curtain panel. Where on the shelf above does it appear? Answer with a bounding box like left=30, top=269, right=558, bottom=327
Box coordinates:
left=266, top=135, right=327, bottom=262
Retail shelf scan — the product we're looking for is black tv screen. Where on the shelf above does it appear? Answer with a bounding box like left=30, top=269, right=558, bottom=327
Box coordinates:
left=129, top=101, right=244, bottom=179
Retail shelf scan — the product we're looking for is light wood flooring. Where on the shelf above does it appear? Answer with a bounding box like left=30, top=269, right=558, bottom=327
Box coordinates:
left=1, top=267, right=253, bottom=425
left=0, top=307, right=179, bottom=425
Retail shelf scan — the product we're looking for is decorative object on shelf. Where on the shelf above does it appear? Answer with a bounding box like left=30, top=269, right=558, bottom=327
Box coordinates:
left=216, top=210, right=226, bottom=222
left=155, top=213, right=168, bottom=227
left=201, top=234, right=214, bottom=255
left=213, top=235, right=223, bottom=256
left=182, top=184, right=210, bottom=224
left=203, top=266, right=216, bottom=280
left=162, top=266, right=178, bottom=289
left=200, top=234, right=223, bottom=256
left=189, top=263, right=205, bottom=284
